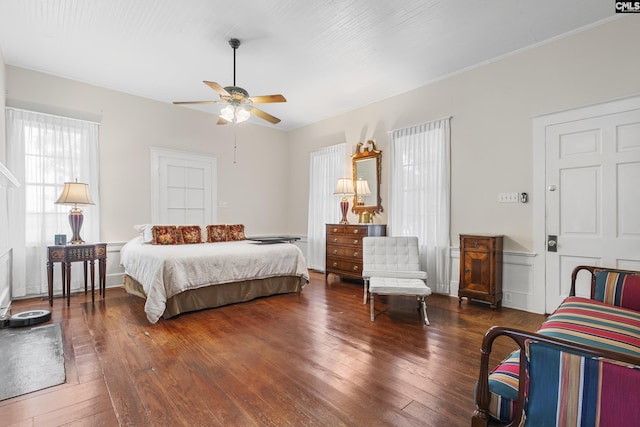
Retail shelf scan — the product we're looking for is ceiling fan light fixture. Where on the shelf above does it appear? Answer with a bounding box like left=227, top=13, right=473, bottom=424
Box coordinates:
left=220, top=105, right=235, bottom=122
left=236, top=106, right=251, bottom=123
left=220, top=104, right=250, bottom=124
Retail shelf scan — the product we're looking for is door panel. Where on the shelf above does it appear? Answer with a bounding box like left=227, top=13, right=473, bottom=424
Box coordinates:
left=150, top=148, right=217, bottom=225
left=463, top=251, right=490, bottom=293
left=545, top=109, right=640, bottom=312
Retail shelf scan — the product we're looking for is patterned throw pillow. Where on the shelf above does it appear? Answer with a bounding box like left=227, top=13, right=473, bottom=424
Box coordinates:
left=178, top=225, right=202, bottom=244
left=151, top=225, right=183, bottom=245
left=594, top=271, right=640, bottom=311
left=206, top=225, right=228, bottom=243
left=227, top=224, right=246, bottom=241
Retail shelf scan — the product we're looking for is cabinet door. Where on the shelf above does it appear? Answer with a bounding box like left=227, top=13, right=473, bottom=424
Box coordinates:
left=462, top=251, right=492, bottom=293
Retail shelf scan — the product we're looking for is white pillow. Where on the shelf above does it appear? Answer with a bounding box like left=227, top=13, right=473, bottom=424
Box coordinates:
left=134, top=224, right=154, bottom=243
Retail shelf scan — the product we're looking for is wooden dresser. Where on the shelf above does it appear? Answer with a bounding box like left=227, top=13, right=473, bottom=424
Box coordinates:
left=458, top=234, right=503, bottom=308
left=325, top=224, right=386, bottom=281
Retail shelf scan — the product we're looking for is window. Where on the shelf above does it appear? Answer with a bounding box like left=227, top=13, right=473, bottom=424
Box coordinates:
left=389, top=118, right=451, bottom=293
left=7, top=108, right=100, bottom=297
left=307, top=144, right=346, bottom=270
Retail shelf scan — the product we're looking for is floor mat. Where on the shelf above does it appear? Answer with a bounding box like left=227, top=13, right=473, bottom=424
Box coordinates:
left=0, top=322, right=66, bottom=400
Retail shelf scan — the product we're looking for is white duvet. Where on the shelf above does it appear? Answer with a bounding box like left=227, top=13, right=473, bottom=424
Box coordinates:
left=120, top=236, right=310, bottom=323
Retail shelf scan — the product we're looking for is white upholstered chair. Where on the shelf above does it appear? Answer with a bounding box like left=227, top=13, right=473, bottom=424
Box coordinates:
left=362, top=236, right=432, bottom=325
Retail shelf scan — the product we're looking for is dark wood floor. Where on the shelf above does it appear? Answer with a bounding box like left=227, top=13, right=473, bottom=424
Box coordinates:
left=1, top=271, right=545, bottom=426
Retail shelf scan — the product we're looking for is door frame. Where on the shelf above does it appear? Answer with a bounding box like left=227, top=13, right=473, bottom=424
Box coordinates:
left=532, top=94, right=640, bottom=314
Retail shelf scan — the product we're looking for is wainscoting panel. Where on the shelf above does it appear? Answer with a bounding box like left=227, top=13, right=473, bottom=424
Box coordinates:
left=450, top=248, right=538, bottom=313
left=106, top=242, right=126, bottom=288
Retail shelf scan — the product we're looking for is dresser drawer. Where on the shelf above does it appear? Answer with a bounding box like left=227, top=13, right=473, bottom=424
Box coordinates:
left=326, top=225, right=346, bottom=235
left=326, top=258, right=363, bottom=275
left=343, top=225, right=368, bottom=236
left=461, top=236, right=494, bottom=252
left=327, top=235, right=363, bottom=247
left=326, top=245, right=362, bottom=259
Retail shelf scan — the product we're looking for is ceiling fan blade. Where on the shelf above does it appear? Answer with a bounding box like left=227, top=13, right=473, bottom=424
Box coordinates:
left=204, top=81, right=231, bottom=97
left=251, top=107, right=281, bottom=124
left=248, top=94, right=287, bottom=104
left=173, top=100, right=220, bottom=105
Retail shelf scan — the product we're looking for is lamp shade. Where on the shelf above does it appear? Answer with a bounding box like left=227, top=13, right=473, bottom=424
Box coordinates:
left=55, top=181, right=95, bottom=206
left=355, top=179, right=371, bottom=195
left=334, top=178, right=355, bottom=195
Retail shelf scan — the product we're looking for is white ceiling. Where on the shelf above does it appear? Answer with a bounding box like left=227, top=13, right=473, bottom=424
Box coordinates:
left=0, top=0, right=616, bottom=130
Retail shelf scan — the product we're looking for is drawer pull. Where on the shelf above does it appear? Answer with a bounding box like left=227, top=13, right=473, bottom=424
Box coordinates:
left=333, top=249, right=338, bottom=254
left=353, top=251, right=358, bottom=257
left=332, top=228, right=338, bottom=232
left=353, top=229, right=360, bottom=234
left=353, top=239, right=359, bottom=244
left=474, top=241, right=479, bottom=248
left=353, top=265, right=359, bottom=271
left=332, top=262, right=338, bottom=267
left=333, top=238, right=338, bottom=243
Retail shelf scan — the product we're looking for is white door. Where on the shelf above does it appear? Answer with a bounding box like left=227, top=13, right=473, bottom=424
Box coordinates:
left=545, top=109, right=640, bottom=312
left=150, top=148, right=217, bottom=225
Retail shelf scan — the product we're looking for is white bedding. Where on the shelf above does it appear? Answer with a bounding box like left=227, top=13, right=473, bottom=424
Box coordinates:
left=120, top=236, right=310, bottom=323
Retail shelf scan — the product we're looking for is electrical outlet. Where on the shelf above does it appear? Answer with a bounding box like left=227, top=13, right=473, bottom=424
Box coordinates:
left=504, top=292, right=512, bottom=303
left=498, top=192, right=519, bottom=203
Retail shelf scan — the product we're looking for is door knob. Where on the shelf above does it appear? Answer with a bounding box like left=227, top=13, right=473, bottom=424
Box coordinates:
left=547, top=235, right=557, bottom=252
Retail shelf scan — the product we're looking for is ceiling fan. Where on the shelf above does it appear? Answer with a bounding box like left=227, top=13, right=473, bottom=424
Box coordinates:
left=173, top=38, right=286, bottom=125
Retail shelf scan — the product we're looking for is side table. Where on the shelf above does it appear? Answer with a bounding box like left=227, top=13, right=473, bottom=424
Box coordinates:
left=47, top=243, right=107, bottom=306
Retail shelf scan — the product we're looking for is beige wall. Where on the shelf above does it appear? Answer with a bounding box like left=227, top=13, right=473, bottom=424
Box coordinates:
left=4, top=17, right=640, bottom=253
left=286, top=16, right=640, bottom=253
left=6, top=67, right=290, bottom=242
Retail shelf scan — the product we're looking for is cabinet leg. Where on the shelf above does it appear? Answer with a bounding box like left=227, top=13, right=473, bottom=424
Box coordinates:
left=458, top=296, right=463, bottom=306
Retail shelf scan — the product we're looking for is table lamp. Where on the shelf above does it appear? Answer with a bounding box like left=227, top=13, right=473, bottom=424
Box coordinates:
left=355, top=179, right=371, bottom=206
left=334, top=178, right=354, bottom=224
left=55, top=179, right=95, bottom=244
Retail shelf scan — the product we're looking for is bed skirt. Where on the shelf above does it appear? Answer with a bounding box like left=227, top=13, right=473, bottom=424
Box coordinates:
left=124, top=275, right=304, bottom=319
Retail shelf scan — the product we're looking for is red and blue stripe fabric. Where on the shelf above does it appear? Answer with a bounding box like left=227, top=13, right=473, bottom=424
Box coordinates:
left=524, top=340, right=640, bottom=426
left=486, top=296, right=640, bottom=423
left=594, top=271, right=640, bottom=312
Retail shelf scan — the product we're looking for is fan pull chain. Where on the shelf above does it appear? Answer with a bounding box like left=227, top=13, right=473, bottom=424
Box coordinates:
left=233, top=124, right=237, bottom=164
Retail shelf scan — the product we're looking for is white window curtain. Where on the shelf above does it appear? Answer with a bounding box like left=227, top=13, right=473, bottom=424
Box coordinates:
left=389, top=117, right=451, bottom=294
left=307, top=144, right=346, bottom=270
left=6, top=108, right=100, bottom=297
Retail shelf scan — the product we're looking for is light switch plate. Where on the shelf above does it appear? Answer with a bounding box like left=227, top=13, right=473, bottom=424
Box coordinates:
left=498, top=192, right=519, bottom=203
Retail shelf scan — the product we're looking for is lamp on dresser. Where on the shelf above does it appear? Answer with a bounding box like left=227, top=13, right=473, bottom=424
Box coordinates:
left=334, top=178, right=355, bottom=224
left=55, top=179, right=95, bottom=244
left=355, top=178, right=371, bottom=206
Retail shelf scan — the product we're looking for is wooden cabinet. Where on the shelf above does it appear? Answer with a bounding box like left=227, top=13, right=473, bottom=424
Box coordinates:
left=458, top=234, right=503, bottom=308
left=325, top=224, right=386, bottom=281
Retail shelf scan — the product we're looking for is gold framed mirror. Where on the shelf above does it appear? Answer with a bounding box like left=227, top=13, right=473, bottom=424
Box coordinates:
left=351, top=140, right=382, bottom=221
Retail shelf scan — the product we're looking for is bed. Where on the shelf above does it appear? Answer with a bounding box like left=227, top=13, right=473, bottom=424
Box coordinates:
left=120, top=235, right=309, bottom=323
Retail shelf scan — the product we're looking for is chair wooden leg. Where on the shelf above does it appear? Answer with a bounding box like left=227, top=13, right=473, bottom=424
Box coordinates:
left=370, top=293, right=375, bottom=322
left=363, top=278, right=369, bottom=304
